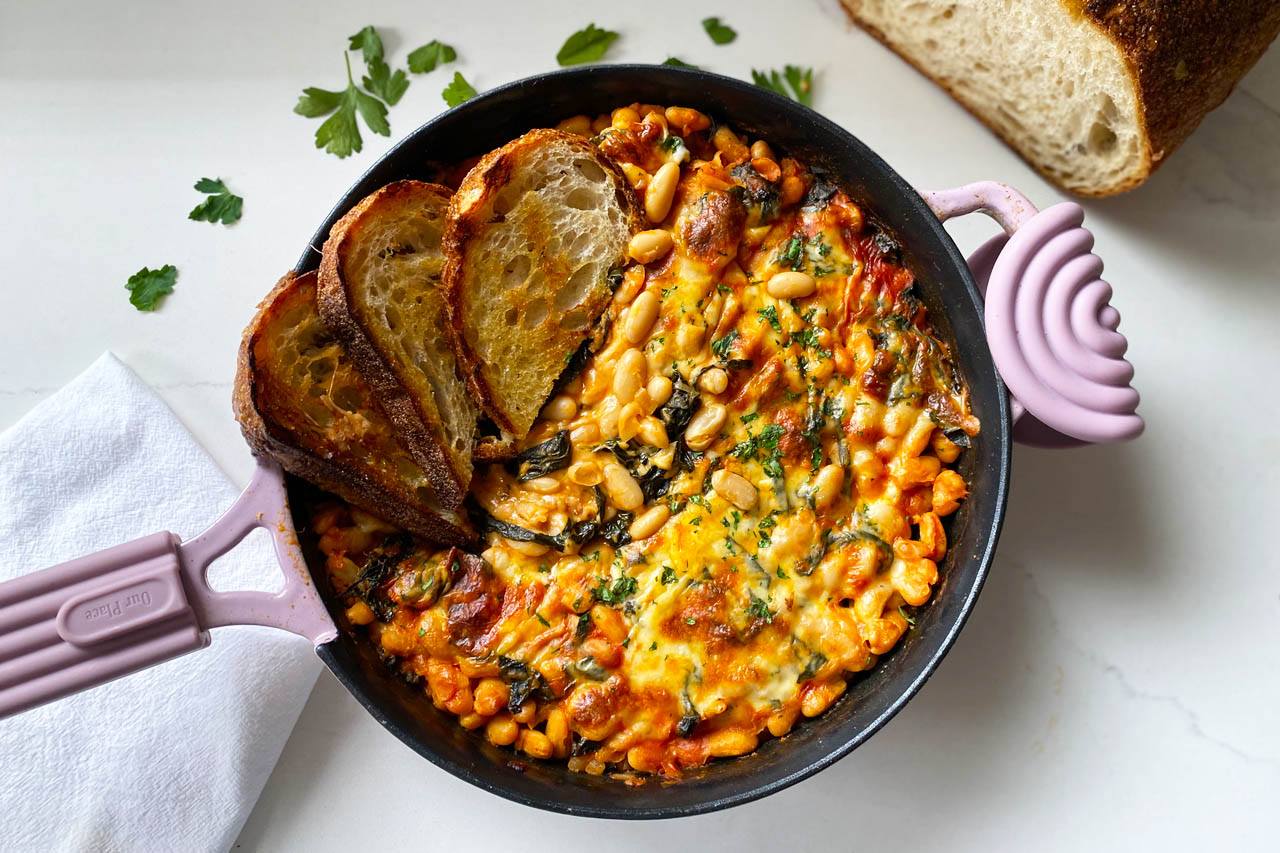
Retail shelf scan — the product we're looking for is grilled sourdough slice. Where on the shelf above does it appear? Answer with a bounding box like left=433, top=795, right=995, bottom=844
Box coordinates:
left=234, top=270, right=474, bottom=545
left=318, top=180, right=476, bottom=508
left=444, top=129, right=643, bottom=438
left=841, top=0, right=1280, bottom=196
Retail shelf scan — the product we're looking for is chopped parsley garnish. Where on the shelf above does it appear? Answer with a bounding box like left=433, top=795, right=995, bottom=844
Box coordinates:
left=746, top=593, right=773, bottom=624
left=685, top=617, right=697, bottom=626
left=741, top=412, right=760, bottom=423
left=710, top=329, right=740, bottom=359
left=556, top=23, right=619, bottom=66
left=661, top=565, right=678, bottom=584
left=593, top=574, right=639, bottom=605
left=757, top=515, right=778, bottom=548
left=701, top=17, right=737, bottom=44
left=188, top=178, right=243, bottom=225
left=650, top=641, right=659, bottom=650
left=534, top=612, right=551, bottom=628
left=898, top=605, right=916, bottom=627
left=407, top=40, right=457, bottom=73
left=662, top=57, right=701, bottom=68
left=441, top=71, right=477, bottom=107
left=125, top=265, right=177, bottom=312
left=757, top=305, right=783, bottom=333
left=759, top=423, right=785, bottom=449
left=776, top=235, right=804, bottom=269
left=776, top=567, right=788, bottom=579
left=576, top=612, right=592, bottom=641
left=793, top=327, right=822, bottom=350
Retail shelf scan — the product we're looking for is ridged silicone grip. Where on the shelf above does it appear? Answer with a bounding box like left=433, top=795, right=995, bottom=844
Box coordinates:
left=0, top=533, right=204, bottom=717
left=922, top=182, right=1143, bottom=446
left=0, top=462, right=335, bottom=719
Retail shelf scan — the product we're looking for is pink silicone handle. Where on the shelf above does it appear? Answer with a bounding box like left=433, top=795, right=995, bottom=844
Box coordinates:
left=0, top=462, right=335, bottom=719
left=921, top=182, right=1143, bottom=446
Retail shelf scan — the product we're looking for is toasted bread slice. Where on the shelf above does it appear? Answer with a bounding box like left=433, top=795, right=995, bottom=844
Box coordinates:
left=444, top=129, right=643, bottom=438
left=234, top=271, right=474, bottom=545
left=318, top=180, right=476, bottom=508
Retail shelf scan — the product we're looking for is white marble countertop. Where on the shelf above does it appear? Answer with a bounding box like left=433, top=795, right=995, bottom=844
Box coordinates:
left=4, top=1, right=1279, bottom=849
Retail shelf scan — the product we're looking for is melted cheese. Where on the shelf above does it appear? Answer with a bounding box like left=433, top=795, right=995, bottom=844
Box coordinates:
left=321, top=103, right=977, bottom=777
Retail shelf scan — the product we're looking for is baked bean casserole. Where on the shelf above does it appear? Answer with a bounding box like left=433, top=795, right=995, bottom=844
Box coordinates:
left=314, top=103, right=977, bottom=777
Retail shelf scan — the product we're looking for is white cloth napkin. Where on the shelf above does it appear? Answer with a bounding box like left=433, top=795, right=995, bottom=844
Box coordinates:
left=0, top=353, right=321, bottom=853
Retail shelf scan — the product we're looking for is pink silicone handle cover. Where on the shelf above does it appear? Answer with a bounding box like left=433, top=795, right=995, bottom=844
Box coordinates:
left=0, top=462, right=335, bottom=719
left=921, top=182, right=1143, bottom=446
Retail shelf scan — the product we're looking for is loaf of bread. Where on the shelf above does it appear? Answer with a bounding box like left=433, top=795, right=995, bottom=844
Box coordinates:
left=841, top=0, right=1280, bottom=196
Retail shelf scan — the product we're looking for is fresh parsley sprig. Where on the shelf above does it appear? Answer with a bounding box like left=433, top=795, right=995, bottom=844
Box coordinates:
left=752, top=65, right=814, bottom=106
left=662, top=57, right=700, bottom=68
left=557, top=24, right=618, bottom=66
left=188, top=178, right=243, bottom=225
left=295, top=52, right=390, bottom=159
left=349, top=26, right=408, bottom=105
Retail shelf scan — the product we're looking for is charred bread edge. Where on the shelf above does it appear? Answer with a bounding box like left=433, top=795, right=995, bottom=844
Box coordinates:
left=316, top=181, right=468, bottom=508
left=234, top=270, right=476, bottom=547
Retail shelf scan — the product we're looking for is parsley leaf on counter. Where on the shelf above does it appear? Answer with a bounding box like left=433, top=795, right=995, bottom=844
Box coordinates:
left=784, top=65, right=813, bottom=106
left=701, top=17, right=737, bottom=45
left=363, top=60, right=408, bottom=106
left=125, top=265, right=177, bottom=311
left=408, top=40, right=457, bottom=73
left=752, top=65, right=814, bottom=106
left=188, top=178, right=242, bottom=225
left=556, top=24, right=618, bottom=66
left=441, top=71, right=477, bottom=107
left=662, top=57, right=700, bottom=68
left=348, top=26, right=408, bottom=105
left=295, top=53, right=389, bottom=158
left=347, top=26, right=385, bottom=66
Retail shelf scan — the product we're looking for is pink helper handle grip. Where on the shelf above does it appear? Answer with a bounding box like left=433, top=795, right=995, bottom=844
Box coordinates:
left=0, top=461, right=335, bottom=719
left=921, top=182, right=1143, bottom=446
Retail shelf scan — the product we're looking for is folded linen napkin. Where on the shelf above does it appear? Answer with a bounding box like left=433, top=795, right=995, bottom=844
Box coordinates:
left=0, top=353, right=320, bottom=853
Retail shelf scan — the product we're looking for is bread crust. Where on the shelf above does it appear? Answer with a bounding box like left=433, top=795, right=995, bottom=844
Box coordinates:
left=842, top=0, right=1280, bottom=196
left=317, top=180, right=467, bottom=508
left=442, top=128, right=644, bottom=436
left=234, top=271, right=476, bottom=546
left=1081, top=0, right=1280, bottom=186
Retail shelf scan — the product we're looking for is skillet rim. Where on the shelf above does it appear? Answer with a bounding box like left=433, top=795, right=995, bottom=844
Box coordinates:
left=292, top=64, right=1012, bottom=819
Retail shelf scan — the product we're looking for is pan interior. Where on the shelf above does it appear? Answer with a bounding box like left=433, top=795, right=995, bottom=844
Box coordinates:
left=291, top=66, right=1011, bottom=819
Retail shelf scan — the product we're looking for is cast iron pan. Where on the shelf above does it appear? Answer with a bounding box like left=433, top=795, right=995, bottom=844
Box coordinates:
left=291, top=65, right=1011, bottom=818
